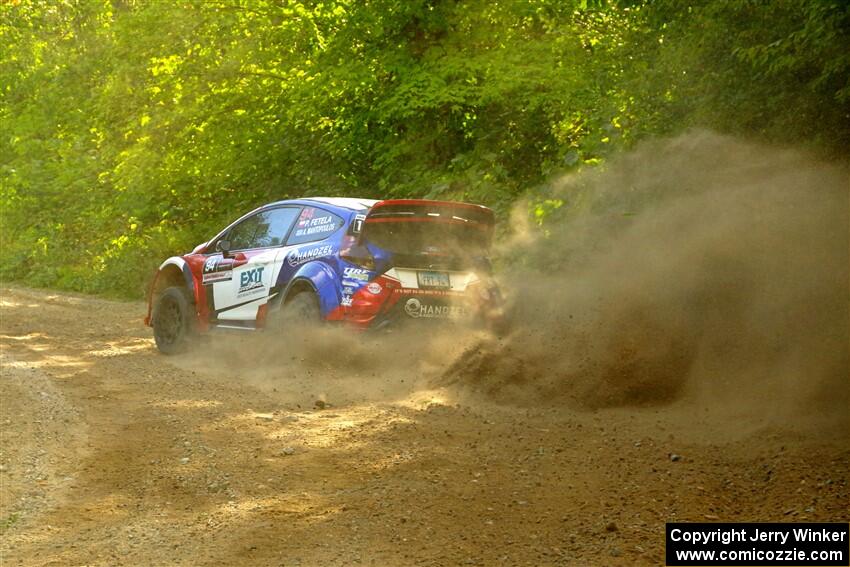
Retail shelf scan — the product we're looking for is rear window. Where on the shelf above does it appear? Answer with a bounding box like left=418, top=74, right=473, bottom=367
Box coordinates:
left=364, top=221, right=491, bottom=257
left=287, top=207, right=344, bottom=245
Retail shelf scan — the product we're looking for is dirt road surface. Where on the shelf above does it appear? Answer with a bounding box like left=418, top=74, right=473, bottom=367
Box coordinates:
left=1, top=286, right=847, bottom=566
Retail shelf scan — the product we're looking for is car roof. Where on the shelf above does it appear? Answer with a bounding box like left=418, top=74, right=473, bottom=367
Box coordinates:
left=305, top=197, right=379, bottom=210
left=265, top=197, right=378, bottom=212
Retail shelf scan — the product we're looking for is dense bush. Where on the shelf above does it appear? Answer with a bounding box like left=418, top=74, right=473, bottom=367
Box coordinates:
left=1, top=0, right=847, bottom=297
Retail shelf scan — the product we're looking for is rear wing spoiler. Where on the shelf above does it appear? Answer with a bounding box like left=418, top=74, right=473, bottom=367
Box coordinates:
left=348, top=199, right=496, bottom=264
left=363, top=199, right=495, bottom=229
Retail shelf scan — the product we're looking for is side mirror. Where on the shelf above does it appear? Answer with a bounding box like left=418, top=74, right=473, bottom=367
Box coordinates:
left=216, top=239, right=232, bottom=255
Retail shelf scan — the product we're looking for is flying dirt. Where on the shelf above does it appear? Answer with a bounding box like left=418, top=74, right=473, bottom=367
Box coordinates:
left=1, top=132, right=847, bottom=566
left=446, top=131, right=849, bottom=425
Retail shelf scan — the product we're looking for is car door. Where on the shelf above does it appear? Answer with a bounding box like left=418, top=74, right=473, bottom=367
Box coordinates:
left=211, top=207, right=300, bottom=321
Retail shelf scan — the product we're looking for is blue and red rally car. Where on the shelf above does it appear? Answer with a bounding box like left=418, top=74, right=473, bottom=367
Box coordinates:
left=145, top=198, right=501, bottom=353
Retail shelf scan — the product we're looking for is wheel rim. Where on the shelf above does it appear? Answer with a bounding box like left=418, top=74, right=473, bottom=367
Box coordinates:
left=155, top=298, right=182, bottom=345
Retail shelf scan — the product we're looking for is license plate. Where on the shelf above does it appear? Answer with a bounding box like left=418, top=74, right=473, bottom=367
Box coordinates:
left=417, top=271, right=450, bottom=289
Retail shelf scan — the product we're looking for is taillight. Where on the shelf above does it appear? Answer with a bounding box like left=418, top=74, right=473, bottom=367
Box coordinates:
left=340, top=235, right=376, bottom=270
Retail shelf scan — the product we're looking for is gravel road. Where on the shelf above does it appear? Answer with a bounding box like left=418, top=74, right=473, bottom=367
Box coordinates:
left=1, top=285, right=847, bottom=566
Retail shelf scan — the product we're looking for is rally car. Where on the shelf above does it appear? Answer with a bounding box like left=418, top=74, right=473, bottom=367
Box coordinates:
left=145, top=197, right=501, bottom=353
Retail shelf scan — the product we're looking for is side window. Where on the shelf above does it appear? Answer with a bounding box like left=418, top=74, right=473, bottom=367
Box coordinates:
left=228, top=207, right=300, bottom=250
left=287, top=206, right=344, bottom=245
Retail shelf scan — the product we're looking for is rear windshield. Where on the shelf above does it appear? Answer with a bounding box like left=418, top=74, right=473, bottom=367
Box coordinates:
left=364, top=220, right=491, bottom=258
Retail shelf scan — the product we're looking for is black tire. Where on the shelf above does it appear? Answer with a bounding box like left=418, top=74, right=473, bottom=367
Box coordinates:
left=280, top=290, right=321, bottom=327
left=152, top=286, right=194, bottom=354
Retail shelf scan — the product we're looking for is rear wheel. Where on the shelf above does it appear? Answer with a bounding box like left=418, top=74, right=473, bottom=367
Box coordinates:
left=281, top=290, right=321, bottom=326
left=152, top=287, right=193, bottom=354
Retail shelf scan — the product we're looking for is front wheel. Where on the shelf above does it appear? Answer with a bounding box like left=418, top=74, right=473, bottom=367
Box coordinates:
left=152, top=287, right=194, bottom=354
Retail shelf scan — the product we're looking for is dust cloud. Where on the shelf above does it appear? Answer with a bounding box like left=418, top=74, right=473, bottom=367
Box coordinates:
left=180, top=132, right=847, bottom=432
left=177, top=322, right=483, bottom=408
left=444, top=131, right=849, bottom=427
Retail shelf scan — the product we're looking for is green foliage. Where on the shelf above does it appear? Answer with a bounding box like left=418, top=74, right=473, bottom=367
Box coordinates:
left=627, top=0, right=850, bottom=151
left=1, top=0, right=847, bottom=297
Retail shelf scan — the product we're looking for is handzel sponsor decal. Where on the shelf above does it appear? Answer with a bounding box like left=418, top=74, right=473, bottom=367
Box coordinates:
left=238, top=267, right=265, bottom=296
left=404, top=298, right=467, bottom=319
left=287, top=244, right=335, bottom=267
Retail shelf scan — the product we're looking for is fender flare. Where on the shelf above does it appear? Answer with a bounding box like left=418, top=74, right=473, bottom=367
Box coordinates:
left=145, top=257, right=195, bottom=325
left=276, top=261, right=340, bottom=318
left=156, top=257, right=195, bottom=294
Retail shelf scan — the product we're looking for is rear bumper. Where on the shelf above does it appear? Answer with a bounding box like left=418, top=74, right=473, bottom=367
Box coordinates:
left=332, top=272, right=501, bottom=330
